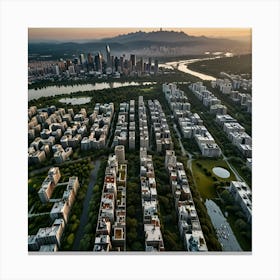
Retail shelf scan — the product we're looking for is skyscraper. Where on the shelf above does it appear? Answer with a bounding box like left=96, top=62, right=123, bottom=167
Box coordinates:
left=140, top=57, right=144, bottom=73
left=87, top=53, right=93, bottom=65
left=114, top=56, right=119, bottom=72
left=95, top=52, right=102, bottom=72
left=130, top=54, right=136, bottom=70
left=79, top=53, right=86, bottom=65
left=106, top=45, right=111, bottom=68
left=148, top=57, right=152, bottom=73
left=154, top=59, right=159, bottom=75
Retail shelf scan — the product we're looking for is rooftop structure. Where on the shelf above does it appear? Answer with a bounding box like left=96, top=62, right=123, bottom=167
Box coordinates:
left=94, top=146, right=127, bottom=251
left=144, top=224, right=164, bottom=251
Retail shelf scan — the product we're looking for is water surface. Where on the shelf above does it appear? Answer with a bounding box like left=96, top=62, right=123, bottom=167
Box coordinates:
left=212, top=167, right=230, bottom=179
left=59, top=97, right=91, bottom=105
left=28, top=81, right=155, bottom=101
left=205, top=199, right=242, bottom=251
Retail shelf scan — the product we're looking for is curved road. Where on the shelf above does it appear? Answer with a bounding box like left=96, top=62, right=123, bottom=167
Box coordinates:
left=72, top=159, right=101, bottom=250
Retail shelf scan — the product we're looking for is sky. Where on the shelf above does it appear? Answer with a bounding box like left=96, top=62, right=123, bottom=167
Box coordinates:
left=29, top=28, right=251, bottom=42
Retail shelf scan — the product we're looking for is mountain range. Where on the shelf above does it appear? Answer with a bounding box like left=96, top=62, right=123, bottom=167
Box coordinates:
left=29, top=30, right=251, bottom=60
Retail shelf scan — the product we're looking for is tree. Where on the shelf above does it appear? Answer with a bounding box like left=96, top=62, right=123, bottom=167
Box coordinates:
left=79, top=234, right=91, bottom=250
left=93, top=184, right=100, bottom=193
left=127, top=205, right=136, bottom=217
left=84, top=223, right=92, bottom=234
left=235, top=219, right=247, bottom=231
left=66, top=233, right=75, bottom=246
left=131, top=241, right=143, bottom=251
left=221, top=190, right=234, bottom=204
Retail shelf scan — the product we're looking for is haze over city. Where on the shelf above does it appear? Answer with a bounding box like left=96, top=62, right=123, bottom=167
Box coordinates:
left=29, top=28, right=251, bottom=42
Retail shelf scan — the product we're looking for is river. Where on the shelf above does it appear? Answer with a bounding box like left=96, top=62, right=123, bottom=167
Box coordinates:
left=28, top=56, right=227, bottom=101
left=28, top=81, right=155, bottom=101
left=160, top=57, right=219, bottom=81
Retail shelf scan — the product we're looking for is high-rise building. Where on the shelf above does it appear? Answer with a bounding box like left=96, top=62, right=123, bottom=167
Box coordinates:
left=120, top=56, right=124, bottom=72
left=106, top=45, right=111, bottom=68
left=87, top=53, right=93, bottom=65
left=79, top=53, right=86, bottom=65
left=154, top=59, right=159, bottom=75
left=95, top=52, right=103, bottom=72
left=148, top=57, right=152, bottom=73
left=139, top=57, right=144, bottom=73
left=130, top=54, right=136, bottom=70
left=54, top=65, right=59, bottom=76
left=66, top=59, right=71, bottom=69
left=114, top=57, right=119, bottom=72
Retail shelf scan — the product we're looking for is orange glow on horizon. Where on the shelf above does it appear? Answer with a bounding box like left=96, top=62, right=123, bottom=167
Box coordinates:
left=29, top=28, right=251, bottom=41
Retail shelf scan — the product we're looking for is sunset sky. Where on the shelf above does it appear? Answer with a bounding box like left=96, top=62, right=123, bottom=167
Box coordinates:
left=29, top=28, right=251, bottom=42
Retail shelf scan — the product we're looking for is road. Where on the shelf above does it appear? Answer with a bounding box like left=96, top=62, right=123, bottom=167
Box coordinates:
left=173, top=123, right=194, bottom=171
left=28, top=212, right=49, bottom=218
left=72, top=159, right=101, bottom=250
left=221, top=152, right=245, bottom=182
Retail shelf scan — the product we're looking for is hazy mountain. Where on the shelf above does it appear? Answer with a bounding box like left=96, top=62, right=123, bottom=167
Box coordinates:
left=101, top=30, right=197, bottom=43
left=28, top=30, right=251, bottom=60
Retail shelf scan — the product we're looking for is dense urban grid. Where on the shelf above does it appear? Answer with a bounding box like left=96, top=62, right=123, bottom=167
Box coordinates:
left=28, top=41, right=252, bottom=252
left=28, top=45, right=160, bottom=85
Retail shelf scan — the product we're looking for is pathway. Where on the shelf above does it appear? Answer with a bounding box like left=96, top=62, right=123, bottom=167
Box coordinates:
left=72, top=160, right=101, bottom=250
left=28, top=212, right=49, bottom=218
left=221, top=151, right=245, bottom=182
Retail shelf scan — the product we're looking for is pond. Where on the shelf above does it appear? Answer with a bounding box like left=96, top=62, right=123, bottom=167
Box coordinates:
left=212, top=167, right=230, bottom=179
left=59, top=97, right=91, bottom=105
left=205, top=199, right=242, bottom=251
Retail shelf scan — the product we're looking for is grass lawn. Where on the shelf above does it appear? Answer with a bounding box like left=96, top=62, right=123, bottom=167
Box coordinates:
left=192, top=158, right=236, bottom=199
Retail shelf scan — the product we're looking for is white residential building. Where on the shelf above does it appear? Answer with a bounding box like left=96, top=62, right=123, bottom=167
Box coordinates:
left=229, top=181, right=252, bottom=223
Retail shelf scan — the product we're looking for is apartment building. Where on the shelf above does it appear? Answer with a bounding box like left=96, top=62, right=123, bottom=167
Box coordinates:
left=140, top=147, right=164, bottom=251
left=165, top=150, right=208, bottom=252
left=94, top=145, right=127, bottom=251
left=229, top=181, right=252, bottom=223
left=138, top=96, right=150, bottom=150
left=38, top=167, right=61, bottom=203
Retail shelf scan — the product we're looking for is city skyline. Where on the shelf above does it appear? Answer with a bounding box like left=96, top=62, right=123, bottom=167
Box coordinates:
left=29, top=28, right=251, bottom=42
